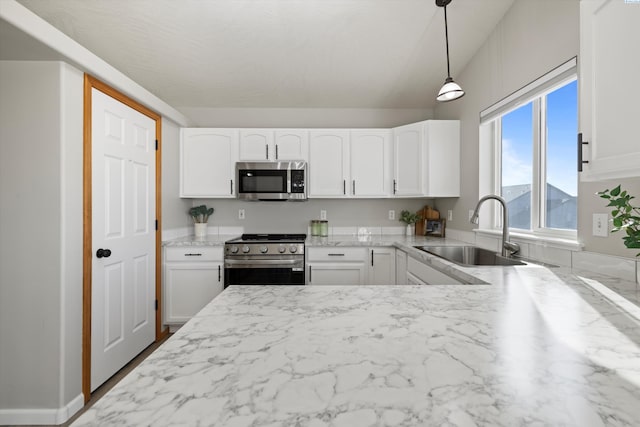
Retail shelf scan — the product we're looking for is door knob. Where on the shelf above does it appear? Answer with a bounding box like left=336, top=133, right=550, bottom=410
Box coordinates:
left=96, top=248, right=112, bottom=258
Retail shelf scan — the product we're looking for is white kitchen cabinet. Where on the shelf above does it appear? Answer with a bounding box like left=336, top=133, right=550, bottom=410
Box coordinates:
left=163, top=246, right=224, bottom=326
left=350, top=130, right=392, bottom=197
left=307, top=247, right=367, bottom=285
left=180, top=128, right=238, bottom=198
left=392, top=122, right=424, bottom=196
left=424, top=120, right=460, bottom=197
left=395, top=249, right=408, bottom=286
left=368, top=247, right=396, bottom=285
left=407, top=256, right=462, bottom=285
left=391, top=120, right=460, bottom=197
left=579, top=0, right=640, bottom=181
left=407, top=272, right=427, bottom=286
left=238, top=129, right=309, bottom=161
left=308, top=130, right=350, bottom=197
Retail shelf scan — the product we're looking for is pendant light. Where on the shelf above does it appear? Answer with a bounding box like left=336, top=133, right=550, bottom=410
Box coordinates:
left=436, top=0, right=465, bottom=102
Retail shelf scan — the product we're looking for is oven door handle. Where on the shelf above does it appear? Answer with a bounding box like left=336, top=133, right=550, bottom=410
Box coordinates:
left=224, top=259, right=302, bottom=267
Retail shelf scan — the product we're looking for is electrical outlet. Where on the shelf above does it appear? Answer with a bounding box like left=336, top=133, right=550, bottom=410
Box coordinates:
left=320, top=210, right=327, bottom=220
left=238, top=209, right=245, bottom=220
left=593, top=213, right=608, bottom=237
left=388, top=210, right=395, bottom=220
left=447, top=210, right=453, bottom=221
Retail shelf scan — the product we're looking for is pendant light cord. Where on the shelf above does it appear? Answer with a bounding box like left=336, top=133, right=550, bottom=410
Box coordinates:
left=444, top=5, right=451, bottom=78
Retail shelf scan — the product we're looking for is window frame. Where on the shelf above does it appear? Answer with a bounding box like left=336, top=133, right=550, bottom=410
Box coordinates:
left=479, top=58, right=578, bottom=242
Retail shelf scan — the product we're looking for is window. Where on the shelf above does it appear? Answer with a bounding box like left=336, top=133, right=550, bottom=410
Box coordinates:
left=480, top=58, right=578, bottom=239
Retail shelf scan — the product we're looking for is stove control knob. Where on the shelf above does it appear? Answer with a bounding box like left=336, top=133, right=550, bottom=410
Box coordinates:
left=230, top=246, right=239, bottom=254
left=289, top=245, right=298, bottom=253
left=278, top=245, right=286, bottom=254
left=242, top=245, right=250, bottom=254
left=260, top=245, right=268, bottom=253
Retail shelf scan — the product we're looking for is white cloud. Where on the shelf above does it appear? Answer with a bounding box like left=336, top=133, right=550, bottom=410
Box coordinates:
left=501, top=138, right=531, bottom=186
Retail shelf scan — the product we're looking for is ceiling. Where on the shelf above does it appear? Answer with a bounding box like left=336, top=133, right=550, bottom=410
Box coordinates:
left=6, top=0, right=514, bottom=110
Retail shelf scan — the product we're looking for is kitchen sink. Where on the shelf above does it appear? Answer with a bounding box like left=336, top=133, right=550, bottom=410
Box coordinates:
left=414, top=245, right=526, bottom=266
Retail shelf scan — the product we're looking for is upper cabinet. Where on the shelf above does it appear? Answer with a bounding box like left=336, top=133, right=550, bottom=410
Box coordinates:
left=180, top=128, right=238, bottom=198
left=392, top=120, right=460, bottom=197
left=180, top=121, right=459, bottom=199
left=308, top=130, right=350, bottom=197
left=349, top=130, right=392, bottom=197
left=579, top=0, right=640, bottom=181
left=238, top=129, right=309, bottom=161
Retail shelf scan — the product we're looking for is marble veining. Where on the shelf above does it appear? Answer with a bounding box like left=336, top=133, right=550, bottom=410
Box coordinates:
left=73, top=273, right=640, bottom=426
left=163, top=234, right=240, bottom=247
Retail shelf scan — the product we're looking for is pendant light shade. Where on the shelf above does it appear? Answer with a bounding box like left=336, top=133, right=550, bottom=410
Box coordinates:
left=436, top=0, right=464, bottom=102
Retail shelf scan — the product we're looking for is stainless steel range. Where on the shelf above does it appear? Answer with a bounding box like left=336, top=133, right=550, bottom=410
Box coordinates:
left=224, top=234, right=306, bottom=287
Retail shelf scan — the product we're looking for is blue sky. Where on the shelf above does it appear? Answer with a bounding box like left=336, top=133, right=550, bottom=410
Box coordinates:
left=501, top=80, right=578, bottom=197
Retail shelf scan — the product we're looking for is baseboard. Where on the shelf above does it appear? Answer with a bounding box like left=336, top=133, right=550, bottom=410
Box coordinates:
left=0, top=393, right=84, bottom=425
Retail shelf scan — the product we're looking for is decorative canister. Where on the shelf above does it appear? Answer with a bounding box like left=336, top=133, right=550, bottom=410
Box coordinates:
left=319, top=220, right=329, bottom=237
left=310, top=220, right=320, bottom=236
left=194, top=223, right=207, bottom=238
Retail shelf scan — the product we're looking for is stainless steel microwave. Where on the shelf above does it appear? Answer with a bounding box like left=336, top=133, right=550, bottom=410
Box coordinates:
left=236, top=161, right=307, bottom=201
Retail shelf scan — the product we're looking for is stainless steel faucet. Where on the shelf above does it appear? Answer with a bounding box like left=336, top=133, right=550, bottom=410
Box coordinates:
left=470, top=195, right=520, bottom=257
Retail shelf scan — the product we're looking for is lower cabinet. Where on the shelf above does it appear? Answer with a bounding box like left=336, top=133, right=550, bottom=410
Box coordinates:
left=163, top=246, right=224, bottom=325
left=368, top=247, right=396, bottom=285
left=307, top=247, right=367, bottom=285
left=396, top=249, right=408, bottom=285
left=407, top=256, right=462, bottom=285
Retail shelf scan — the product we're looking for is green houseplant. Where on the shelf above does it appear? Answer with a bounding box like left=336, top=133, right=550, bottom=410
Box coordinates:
left=399, top=210, right=422, bottom=236
left=189, top=205, right=214, bottom=237
left=598, top=185, right=640, bottom=256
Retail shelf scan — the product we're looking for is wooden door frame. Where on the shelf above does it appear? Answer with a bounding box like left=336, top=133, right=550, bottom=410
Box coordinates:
left=82, top=75, right=168, bottom=402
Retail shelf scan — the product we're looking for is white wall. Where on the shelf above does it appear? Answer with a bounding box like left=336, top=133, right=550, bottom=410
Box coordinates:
left=432, top=1, right=580, bottom=235
left=0, top=61, right=83, bottom=421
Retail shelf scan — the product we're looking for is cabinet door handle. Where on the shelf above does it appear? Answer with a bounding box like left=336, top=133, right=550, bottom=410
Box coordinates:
left=309, top=265, right=312, bottom=283
left=184, top=253, right=202, bottom=257
left=218, top=265, right=221, bottom=282
left=343, top=180, right=346, bottom=195
left=371, top=250, right=374, bottom=266
left=275, top=144, right=279, bottom=160
left=328, top=253, right=345, bottom=256
left=577, top=133, right=589, bottom=172
left=230, top=179, right=234, bottom=195
left=393, top=179, right=397, bottom=194
left=266, top=145, right=269, bottom=160
left=353, top=180, right=356, bottom=195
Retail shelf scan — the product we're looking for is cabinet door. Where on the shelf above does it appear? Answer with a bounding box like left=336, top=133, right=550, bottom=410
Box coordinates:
left=180, top=128, right=238, bottom=197
left=395, top=249, right=408, bottom=286
left=368, top=248, right=396, bottom=285
left=392, top=122, right=424, bottom=196
left=307, top=263, right=366, bottom=285
left=239, top=129, right=273, bottom=161
left=350, top=130, right=392, bottom=197
left=274, top=130, right=309, bottom=161
left=407, top=272, right=427, bottom=286
left=580, top=0, right=640, bottom=181
left=308, top=130, right=350, bottom=197
left=163, top=262, right=223, bottom=324
left=424, top=121, right=460, bottom=197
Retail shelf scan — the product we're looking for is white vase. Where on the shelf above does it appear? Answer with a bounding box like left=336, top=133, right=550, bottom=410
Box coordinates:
left=406, top=224, right=414, bottom=236
left=194, top=223, right=207, bottom=238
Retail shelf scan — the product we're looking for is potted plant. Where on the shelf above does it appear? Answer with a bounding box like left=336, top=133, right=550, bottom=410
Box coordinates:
left=189, top=205, right=214, bottom=238
left=598, top=185, right=640, bottom=256
left=399, top=210, right=422, bottom=236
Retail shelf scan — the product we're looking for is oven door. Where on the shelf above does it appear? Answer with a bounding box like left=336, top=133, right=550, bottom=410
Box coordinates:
left=224, top=258, right=305, bottom=287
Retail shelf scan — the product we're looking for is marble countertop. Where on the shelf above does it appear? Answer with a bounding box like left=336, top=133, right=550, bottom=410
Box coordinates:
left=73, top=268, right=640, bottom=425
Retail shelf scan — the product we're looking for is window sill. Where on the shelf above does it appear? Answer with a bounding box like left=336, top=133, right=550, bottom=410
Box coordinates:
left=473, top=229, right=583, bottom=252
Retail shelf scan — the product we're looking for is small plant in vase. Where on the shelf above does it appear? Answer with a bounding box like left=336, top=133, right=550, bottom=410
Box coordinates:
left=399, top=210, right=422, bottom=236
left=189, top=205, right=214, bottom=238
left=598, top=185, right=640, bottom=256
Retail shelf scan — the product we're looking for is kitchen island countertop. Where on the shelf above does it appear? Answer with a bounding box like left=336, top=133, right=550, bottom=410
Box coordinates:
left=73, top=263, right=640, bottom=426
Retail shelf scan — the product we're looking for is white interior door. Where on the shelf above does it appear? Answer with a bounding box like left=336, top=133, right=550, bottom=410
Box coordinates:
left=91, top=88, right=156, bottom=391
